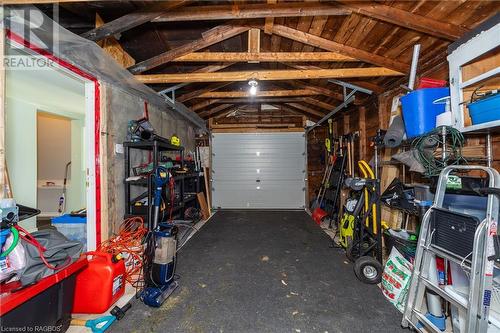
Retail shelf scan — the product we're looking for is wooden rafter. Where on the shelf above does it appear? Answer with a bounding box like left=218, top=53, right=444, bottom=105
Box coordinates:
left=81, top=1, right=188, bottom=41
left=280, top=80, right=361, bottom=105
left=282, top=103, right=325, bottom=118
left=303, top=97, right=336, bottom=111
left=129, top=25, right=250, bottom=74
left=338, top=1, right=468, bottom=41
left=191, top=99, right=221, bottom=112
left=172, top=52, right=356, bottom=62
left=264, top=0, right=277, bottom=35
left=202, top=97, right=309, bottom=104
left=152, top=2, right=350, bottom=22
left=177, top=82, right=232, bottom=103
left=268, top=24, right=409, bottom=73
left=247, top=29, right=261, bottom=64
left=198, top=89, right=321, bottom=98
left=199, top=104, right=235, bottom=118
left=135, top=67, right=404, bottom=83
left=283, top=64, right=384, bottom=94
left=267, top=104, right=305, bottom=118
left=95, top=13, right=135, bottom=68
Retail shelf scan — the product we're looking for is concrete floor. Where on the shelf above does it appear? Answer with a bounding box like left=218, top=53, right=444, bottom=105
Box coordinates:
left=111, top=210, right=405, bottom=333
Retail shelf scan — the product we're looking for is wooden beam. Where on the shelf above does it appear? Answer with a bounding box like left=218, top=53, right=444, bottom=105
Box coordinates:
left=338, top=1, right=467, bottom=41
left=283, top=64, right=385, bottom=94
left=264, top=0, right=277, bottom=35
left=95, top=13, right=135, bottom=68
left=286, top=103, right=325, bottom=118
left=270, top=104, right=317, bottom=120
left=191, top=99, right=221, bottom=112
left=199, top=104, right=234, bottom=118
left=303, top=97, right=336, bottom=111
left=173, top=52, right=356, bottom=62
left=198, top=89, right=321, bottom=98
left=287, top=80, right=362, bottom=105
left=135, top=67, right=404, bottom=83
left=192, top=63, right=235, bottom=73
left=153, top=2, right=350, bottom=22
left=81, top=1, right=188, bottom=41
left=247, top=29, right=261, bottom=63
left=129, top=25, right=250, bottom=74
left=269, top=24, right=409, bottom=73
left=211, top=123, right=297, bottom=129
left=177, top=82, right=231, bottom=103
left=205, top=97, right=309, bottom=104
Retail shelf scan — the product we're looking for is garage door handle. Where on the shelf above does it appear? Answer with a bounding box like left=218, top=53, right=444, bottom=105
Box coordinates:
left=256, top=179, right=260, bottom=182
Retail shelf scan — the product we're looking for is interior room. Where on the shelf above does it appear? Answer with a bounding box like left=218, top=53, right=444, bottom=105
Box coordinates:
left=0, top=2, right=499, bottom=333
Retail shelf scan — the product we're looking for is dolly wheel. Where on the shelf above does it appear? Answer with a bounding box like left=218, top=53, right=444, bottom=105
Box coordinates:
left=353, top=256, right=383, bottom=284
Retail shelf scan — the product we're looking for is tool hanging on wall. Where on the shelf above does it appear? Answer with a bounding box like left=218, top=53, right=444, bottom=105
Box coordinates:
left=370, top=130, right=386, bottom=179
left=58, top=162, right=71, bottom=214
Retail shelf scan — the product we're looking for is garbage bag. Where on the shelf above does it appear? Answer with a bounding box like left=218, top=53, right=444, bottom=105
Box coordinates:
left=18, top=229, right=83, bottom=286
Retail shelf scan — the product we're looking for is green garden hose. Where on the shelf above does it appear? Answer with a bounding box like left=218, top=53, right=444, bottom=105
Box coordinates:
left=0, top=226, right=19, bottom=257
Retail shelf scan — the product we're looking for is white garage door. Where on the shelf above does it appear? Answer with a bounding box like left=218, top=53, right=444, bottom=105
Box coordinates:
left=211, top=132, right=306, bottom=209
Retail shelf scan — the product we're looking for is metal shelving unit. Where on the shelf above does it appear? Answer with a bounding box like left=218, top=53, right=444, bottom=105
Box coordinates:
left=124, top=138, right=200, bottom=227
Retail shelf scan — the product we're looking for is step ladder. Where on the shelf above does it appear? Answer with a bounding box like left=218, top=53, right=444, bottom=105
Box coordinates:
left=402, top=165, right=500, bottom=333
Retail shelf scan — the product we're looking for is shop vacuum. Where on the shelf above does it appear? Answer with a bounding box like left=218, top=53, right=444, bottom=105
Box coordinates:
left=141, top=166, right=179, bottom=307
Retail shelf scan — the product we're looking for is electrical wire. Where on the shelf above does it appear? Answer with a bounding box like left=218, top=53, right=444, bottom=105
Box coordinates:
left=97, top=217, right=148, bottom=288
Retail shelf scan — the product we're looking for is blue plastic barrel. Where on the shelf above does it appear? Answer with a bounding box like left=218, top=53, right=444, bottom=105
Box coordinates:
left=400, top=87, right=450, bottom=138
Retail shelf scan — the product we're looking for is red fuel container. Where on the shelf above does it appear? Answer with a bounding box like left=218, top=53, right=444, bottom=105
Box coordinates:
left=72, top=251, right=126, bottom=314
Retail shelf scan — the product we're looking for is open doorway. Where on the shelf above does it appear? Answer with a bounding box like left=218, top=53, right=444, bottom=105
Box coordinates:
left=36, top=112, right=86, bottom=219
left=4, top=36, right=99, bottom=250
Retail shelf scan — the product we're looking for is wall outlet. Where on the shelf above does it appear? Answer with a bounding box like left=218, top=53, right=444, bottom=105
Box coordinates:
left=115, top=143, right=124, bottom=154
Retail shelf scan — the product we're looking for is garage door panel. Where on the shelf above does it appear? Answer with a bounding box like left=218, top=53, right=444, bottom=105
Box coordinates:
left=212, top=132, right=306, bottom=209
left=212, top=182, right=305, bottom=209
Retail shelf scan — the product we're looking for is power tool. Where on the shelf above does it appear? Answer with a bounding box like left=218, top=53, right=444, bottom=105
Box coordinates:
left=141, top=166, right=179, bottom=307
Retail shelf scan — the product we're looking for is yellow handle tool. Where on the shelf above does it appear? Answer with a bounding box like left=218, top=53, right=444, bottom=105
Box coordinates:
left=358, top=160, right=378, bottom=235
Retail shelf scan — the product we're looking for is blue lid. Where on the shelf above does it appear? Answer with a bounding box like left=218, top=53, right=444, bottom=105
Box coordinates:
left=51, top=214, right=87, bottom=224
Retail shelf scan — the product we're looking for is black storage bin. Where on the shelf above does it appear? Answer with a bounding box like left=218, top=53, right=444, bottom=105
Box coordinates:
left=383, top=230, right=418, bottom=262
left=429, top=207, right=481, bottom=260
left=1, top=274, right=77, bottom=332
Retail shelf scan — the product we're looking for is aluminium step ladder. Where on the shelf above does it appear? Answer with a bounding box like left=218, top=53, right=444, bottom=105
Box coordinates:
left=402, top=165, right=500, bottom=333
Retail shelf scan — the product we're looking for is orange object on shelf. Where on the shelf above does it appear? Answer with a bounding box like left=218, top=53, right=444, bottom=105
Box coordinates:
left=72, top=252, right=126, bottom=314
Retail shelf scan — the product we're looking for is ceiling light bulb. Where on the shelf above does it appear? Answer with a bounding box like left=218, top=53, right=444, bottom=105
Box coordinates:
left=248, top=79, right=258, bottom=96
left=249, top=85, right=257, bottom=96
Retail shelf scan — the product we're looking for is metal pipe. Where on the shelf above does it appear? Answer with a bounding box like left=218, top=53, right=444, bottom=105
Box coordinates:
left=306, top=95, right=355, bottom=132
left=487, top=133, right=493, bottom=168
left=441, top=126, right=447, bottom=164
left=408, top=44, right=421, bottom=91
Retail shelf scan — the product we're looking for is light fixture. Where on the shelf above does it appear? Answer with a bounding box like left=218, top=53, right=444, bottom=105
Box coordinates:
left=248, top=79, right=258, bottom=96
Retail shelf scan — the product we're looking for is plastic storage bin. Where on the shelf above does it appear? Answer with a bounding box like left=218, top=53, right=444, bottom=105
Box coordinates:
left=400, top=87, right=450, bottom=138
left=0, top=258, right=87, bottom=332
left=468, top=93, right=500, bottom=125
left=383, top=230, right=418, bottom=262
left=52, top=214, right=87, bottom=251
left=72, top=252, right=126, bottom=314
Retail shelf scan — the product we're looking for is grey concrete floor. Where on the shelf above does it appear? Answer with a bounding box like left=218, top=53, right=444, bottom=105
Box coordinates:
left=111, top=210, right=406, bottom=333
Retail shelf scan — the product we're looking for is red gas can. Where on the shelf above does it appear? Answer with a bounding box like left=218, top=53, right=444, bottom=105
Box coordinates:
left=72, top=252, right=126, bottom=314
